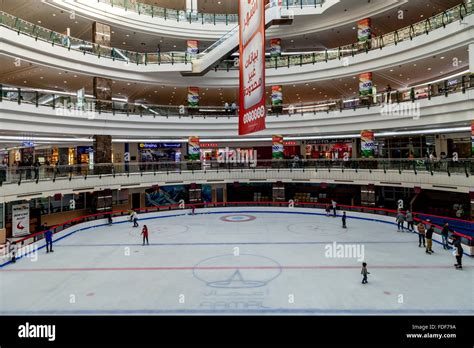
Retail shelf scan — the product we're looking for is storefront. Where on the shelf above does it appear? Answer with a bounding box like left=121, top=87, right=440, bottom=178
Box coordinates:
left=283, top=141, right=300, bottom=158
left=138, top=143, right=182, bottom=162
left=375, top=136, right=434, bottom=159
left=306, top=139, right=353, bottom=160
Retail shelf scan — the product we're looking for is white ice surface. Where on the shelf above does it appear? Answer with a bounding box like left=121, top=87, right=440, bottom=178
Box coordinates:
left=0, top=207, right=473, bottom=315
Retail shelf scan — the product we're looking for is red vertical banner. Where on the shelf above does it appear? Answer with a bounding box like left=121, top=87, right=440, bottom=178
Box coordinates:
left=238, top=0, right=266, bottom=136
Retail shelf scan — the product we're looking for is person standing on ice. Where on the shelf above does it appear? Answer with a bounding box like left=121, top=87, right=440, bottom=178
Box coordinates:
left=417, top=219, right=426, bottom=248
left=331, top=200, right=337, bottom=217
left=342, top=212, right=347, bottom=228
left=450, top=235, right=463, bottom=269
left=441, top=222, right=450, bottom=250
left=141, top=225, right=149, bottom=245
left=8, top=240, right=17, bottom=263
left=395, top=210, right=405, bottom=232
left=405, top=210, right=414, bottom=232
left=131, top=211, right=139, bottom=228
left=425, top=224, right=435, bottom=254
left=191, top=205, right=196, bottom=215
left=325, top=204, right=331, bottom=217
left=361, top=262, right=370, bottom=284
left=44, top=228, right=54, bottom=253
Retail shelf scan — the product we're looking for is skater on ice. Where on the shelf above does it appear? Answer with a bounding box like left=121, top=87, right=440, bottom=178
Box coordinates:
left=131, top=211, right=139, bottom=228
left=406, top=210, right=414, bottom=232
left=417, top=219, right=426, bottom=248
left=425, top=224, right=434, bottom=254
left=44, top=228, right=54, bottom=253
left=361, top=262, right=370, bottom=284
left=141, top=225, right=149, bottom=245
left=342, top=211, right=347, bottom=228
left=331, top=200, right=337, bottom=217
left=441, top=222, right=451, bottom=250
left=450, top=235, right=463, bottom=269
left=395, top=210, right=405, bottom=232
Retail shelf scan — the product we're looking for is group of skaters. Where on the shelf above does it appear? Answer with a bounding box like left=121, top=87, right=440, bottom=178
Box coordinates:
left=324, top=200, right=348, bottom=229
left=395, top=209, right=464, bottom=269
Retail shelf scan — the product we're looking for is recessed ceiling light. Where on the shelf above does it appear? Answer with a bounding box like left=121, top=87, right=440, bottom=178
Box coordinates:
left=122, top=42, right=126, bottom=45
left=37, top=20, right=42, bottom=24
left=52, top=13, right=56, bottom=16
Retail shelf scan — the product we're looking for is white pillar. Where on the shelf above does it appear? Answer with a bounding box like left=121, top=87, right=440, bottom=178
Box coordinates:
left=469, top=43, right=474, bottom=74
left=186, top=0, right=198, bottom=13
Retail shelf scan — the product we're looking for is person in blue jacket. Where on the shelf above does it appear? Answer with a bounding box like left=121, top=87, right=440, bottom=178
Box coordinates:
left=44, top=229, right=54, bottom=253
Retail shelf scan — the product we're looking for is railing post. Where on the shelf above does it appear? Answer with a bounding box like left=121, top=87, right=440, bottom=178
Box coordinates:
left=444, top=79, right=449, bottom=97
left=52, top=94, right=56, bottom=109
left=0, top=84, right=2, bottom=102
left=17, top=88, right=21, bottom=105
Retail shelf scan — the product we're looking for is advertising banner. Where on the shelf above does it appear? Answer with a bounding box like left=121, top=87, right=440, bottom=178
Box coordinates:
left=361, top=130, right=375, bottom=158
left=271, top=85, right=283, bottom=106
left=471, top=121, right=474, bottom=157
left=188, top=87, right=199, bottom=108
left=357, top=18, right=372, bottom=42
left=359, top=72, right=373, bottom=97
left=187, top=40, right=199, bottom=56
left=272, top=135, right=284, bottom=159
left=188, top=136, right=200, bottom=161
left=270, top=38, right=282, bottom=57
left=239, top=0, right=266, bottom=135
left=12, top=204, right=29, bottom=237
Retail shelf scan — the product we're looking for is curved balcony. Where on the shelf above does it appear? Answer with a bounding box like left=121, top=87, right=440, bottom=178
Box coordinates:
left=0, top=159, right=472, bottom=204
left=1, top=75, right=472, bottom=137
left=1, top=3, right=472, bottom=85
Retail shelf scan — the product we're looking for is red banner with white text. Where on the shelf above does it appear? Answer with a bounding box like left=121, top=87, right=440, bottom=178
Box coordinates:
left=238, top=0, right=266, bottom=135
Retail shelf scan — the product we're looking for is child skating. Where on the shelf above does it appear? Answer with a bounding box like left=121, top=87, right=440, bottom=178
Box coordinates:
left=141, top=225, right=149, bottom=245
left=361, top=262, right=370, bottom=284
left=342, top=212, right=347, bottom=228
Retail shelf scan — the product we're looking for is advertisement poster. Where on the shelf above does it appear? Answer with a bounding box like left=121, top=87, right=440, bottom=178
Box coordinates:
left=12, top=204, right=30, bottom=237
left=357, top=18, right=372, bottom=42
left=188, top=136, right=200, bottom=160
left=272, top=135, right=284, bottom=159
left=239, top=0, right=266, bottom=135
left=187, top=40, right=199, bottom=56
left=359, top=72, right=373, bottom=97
left=188, top=87, right=199, bottom=108
left=270, top=38, right=281, bottom=57
left=271, top=85, right=283, bottom=106
left=361, top=130, right=375, bottom=158
left=145, top=185, right=186, bottom=207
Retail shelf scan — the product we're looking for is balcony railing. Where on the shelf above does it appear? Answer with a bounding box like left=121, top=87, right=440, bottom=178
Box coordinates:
left=97, top=0, right=239, bottom=24
left=218, top=0, right=473, bottom=70
left=1, top=159, right=472, bottom=188
left=1, top=74, right=472, bottom=118
left=1, top=1, right=471, bottom=67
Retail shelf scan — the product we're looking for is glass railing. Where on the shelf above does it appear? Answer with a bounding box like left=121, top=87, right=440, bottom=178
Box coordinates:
left=1, top=74, right=472, bottom=118
left=216, top=1, right=473, bottom=70
left=0, top=11, right=191, bottom=65
left=1, top=159, right=472, bottom=190
left=98, top=0, right=238, bottom=24
left=1, top=1, right=470, bottom=67
left=282, top=0, right=325, bottom=8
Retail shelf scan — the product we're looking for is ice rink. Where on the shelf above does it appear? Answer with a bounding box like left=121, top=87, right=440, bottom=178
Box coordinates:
left=1, top=207, right=472, bottom=315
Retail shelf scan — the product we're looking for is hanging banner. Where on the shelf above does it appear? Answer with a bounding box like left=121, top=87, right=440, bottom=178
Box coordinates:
left=471, top=120, right=474, bottom=157
left=239, top=0, right=266, bottom=135
left=359, top=72, right=373, bottom=97
left=357, top=18, right=372, bottom=42
left=272, top=135, right=284, bottom=159
left=187, top=87, right=199, bottom=108
left=361, top=130, right=375, bottom=158
left=188, top=136, right=200, bottom=161
left=270, top=38, right=281, bottom=57
left=271, top=85, right=283, bottom=106
left=187, top=40, right=199, bottom=56
left=12, top=204, right=30, bottom=237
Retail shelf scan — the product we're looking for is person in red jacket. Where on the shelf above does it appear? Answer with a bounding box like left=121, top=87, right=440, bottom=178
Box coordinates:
left=141, top=225, right=149, bottom=246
